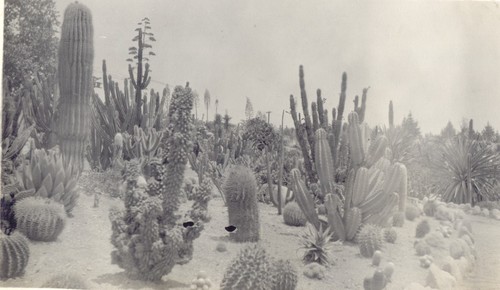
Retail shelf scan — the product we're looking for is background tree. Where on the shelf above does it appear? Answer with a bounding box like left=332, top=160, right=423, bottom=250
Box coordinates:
left=204, top=89, right=211, bottom=122
left=402, top=112, right=421, bottom=140
left=127, top=17, right=156, bottom=126
left=481, top=122, right=496, bottom=143
left=192, top=90, right=199, bottom=120
left=3, top=0, right=60, bottom=93
left=245, top=97, right=254, bottom=120
left=440, top=121, right=456, bottom=139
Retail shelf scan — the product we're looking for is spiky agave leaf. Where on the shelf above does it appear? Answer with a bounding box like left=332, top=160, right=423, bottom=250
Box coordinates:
left=433, top=136, right=500, bottom=204
left=299, top=223, right=333, bottom=266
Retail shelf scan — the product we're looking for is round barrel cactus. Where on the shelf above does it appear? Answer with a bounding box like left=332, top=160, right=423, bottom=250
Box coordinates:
left=283, top=202, right=307, bottom=227
left=358, top=224, right=384, bottom=258
left=14, top=197, right=66, bottom=242
left=0, top=230, right=30, bottom=279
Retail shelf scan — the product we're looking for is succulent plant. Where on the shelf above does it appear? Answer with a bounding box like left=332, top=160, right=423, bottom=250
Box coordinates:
left=14, top=197, right=66, bottom=242
left=372, top=250, right=382, bottom=266
left=423, top=199, right=438, bottom=217
left=358, top=224, right=384, bottom=258
left=384, top=262, right=395, bottom=281
left=0, top=230, right=30, bottom=279
left=414, top=240, right=432, bottom=256
left=224, top=165, right=260, bottom=242
left=220, top=244, right=275, bottom=290
left=392, top=211, right=405, bottom=227
left=300, top=223, right=333, bottom=266
left=383, top=228, right=397, bottom=243
left=303, top=262, right=326, bottom=280
left=190, top=271, right=213, bottom=290
left=272, top=259, right=298, bottom=290
left=16, top=149, right=79, bottom=215
left=283, top=202, right=307, bottom=227
left=371, top=269, right=387, bottom=290
left=415, top=219, right=431, bottom=238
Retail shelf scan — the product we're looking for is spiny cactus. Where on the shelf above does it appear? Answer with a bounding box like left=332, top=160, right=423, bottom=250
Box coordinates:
left=345, top=207, right=362, bottom=241
left=283, top=202, right=307, bottom=227
left=383, top=228, right=397, bottom=243
left=220, top=244, right=275, bottom=290
left=16, top=148, right=79, bottom=215
left=109, top=85, right=210, bottom=281
left=0, top=230, right=30, bottom=279
left=371, top=269, right=388, bottom=290
left=358, top=224, right=384, bottom=258
left=415, top=219, right=431, bottom=238
left=291, top=168, right=320, bottom=230
left=372, top=250, right=382, bottom=266
left=56, top=2, right=94, bottom=172
left=392, top=211, right=405, bottom=227
left=325, top=193, right=346, bottom=241
left=272, top=259, right=298, bottom=290
left=405, top=204, right=420, bottom=221
left=423, top=199, right=438, bottom=217
left=224, top=165, right=260, bottom=242
left=14, top=197, right=66, bottom=242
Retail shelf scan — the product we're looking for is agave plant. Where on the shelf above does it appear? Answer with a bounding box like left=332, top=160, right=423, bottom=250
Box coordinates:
left=432, top=136, right=500, bottom=205
left=15, top=148, right=79, bottom=215
left=299, top=223, right=333, bottom=266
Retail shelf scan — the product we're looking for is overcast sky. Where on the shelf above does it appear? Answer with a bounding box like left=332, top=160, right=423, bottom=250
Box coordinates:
left=53, top=0, right=500, bottom=134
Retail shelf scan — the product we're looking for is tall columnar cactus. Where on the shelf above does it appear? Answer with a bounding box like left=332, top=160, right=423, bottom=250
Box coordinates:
left=109, top=85, right=210, bottom=281
left=57, top=2, right=94, bottom=172
left=14, top=197, right=66, bottom=242
left=0, top=231, right=30, bottom=279
left=388, top=100, right=394, bottom=128
left=224, top=165, right=260, bottom=242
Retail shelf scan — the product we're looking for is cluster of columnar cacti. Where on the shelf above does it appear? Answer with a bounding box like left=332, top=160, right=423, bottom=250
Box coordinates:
left=16, top=149, right=79, bottom=215
left=224, top=165, right=260, bottom=242
left=109, top=85, right=211, bottom=281
left=358, top=224, right=384, bottom=258
left=289, top=67, right=359, bottom=184
left=292, top=121, right=408, bottom=240
left=283, top=202, right=307, bottom=226
left=220, top=244, right=298, bottom=290
left=56, top=2, right=94, bottom=172
left=123, top=125, right=163, bottom=159
left=14, top=197, right=66, bottom=241
left=90, top=59, right=169, bottom=170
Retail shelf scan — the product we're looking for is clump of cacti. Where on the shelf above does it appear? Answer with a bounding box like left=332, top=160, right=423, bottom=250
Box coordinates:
left=415, top=219, right=431, bottom=238
left=41, top=273, right=89, bottom=289
left=414, top=240, right=432, bottom=256
left=190, top=271, right=213, bottom=290
left=419, top=255, right=433, bottom=268
left=358, top=224, right=384, bottom=258
left=16, top=148, right=79, bottom=215
left=383, top=228, right=397, bottom=243
left=56, top=1, right=94, bottom=172
left=405, top=204, right=420, bottom=221
left=109, top=85, right=211, bottom=281
left=0, top=230, right=30, bottom=279
left=272, top=259, right=298, bottom=290
left=303, top=262, right=326, bottom=280
left=283, top=202, right=307, bottom=227
left=224, top=165, right=260, bottom=242
left=14, top=197, right=66, bottom=242
left=220, top=244, right=275, bottom=290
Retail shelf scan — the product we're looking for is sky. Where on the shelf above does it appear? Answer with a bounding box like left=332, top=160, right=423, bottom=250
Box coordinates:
left=50, top=0, right=500, bottom=134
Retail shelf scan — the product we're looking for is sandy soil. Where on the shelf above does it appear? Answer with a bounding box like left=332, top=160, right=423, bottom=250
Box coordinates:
left=1, top=168, right=495, bottom=290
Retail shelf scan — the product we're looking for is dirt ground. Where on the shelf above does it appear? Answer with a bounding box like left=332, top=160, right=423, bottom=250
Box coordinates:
left=1, top=168, right=494, bottom=290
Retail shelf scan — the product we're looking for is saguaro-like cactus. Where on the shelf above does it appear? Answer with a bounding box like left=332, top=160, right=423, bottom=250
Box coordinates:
left=57, top=2, right=94, bottom=172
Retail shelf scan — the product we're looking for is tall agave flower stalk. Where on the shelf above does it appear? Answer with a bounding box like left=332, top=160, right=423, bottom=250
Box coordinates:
left=56, top=2, right=94, bottom=172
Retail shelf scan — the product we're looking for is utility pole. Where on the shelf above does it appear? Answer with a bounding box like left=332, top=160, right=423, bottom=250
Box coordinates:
left=266, top=111, right=272, bottom=124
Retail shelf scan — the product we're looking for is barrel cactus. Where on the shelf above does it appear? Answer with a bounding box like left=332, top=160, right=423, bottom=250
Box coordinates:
left=358, top=224, right=384, bottom=258
left=16, top=149, right=79, bottom=215
left=0, top=230, right=30, bottom=279
left=220, top=244, right=274, bottom=290
left=272, top=259, right=298, bottom=290
left=383, top=228, right=397, bottom=243
left=56, top=1, right=94, bottom=172
left=224, top=165, right=260, bottom=242
left=415, top=219, right=431, bottom=238
left=14, top=197, right=66, bottom=242
left=283, top=202, right=307, bottom=227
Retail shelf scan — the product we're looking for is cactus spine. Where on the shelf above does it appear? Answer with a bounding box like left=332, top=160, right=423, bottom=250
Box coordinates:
left=224, top=166, right=260, bottom=242
left=0, top=231, right=30, bottom=279
left=57, top=2, right=94, bottom=172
